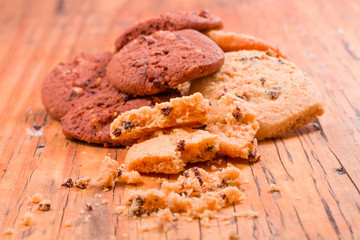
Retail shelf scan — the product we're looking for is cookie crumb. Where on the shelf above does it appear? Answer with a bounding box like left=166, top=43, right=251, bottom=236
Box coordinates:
left=22, top=212, right=34, bottom=226
left=229, top=231, right=240, bottom=240
left=30, top=193, right=43, bottom=203
left=101, top=199, right=110, bottom=205
left=4, top=228, right=14, bottom=235
left=269, top=183, right=280, bottom=192
left=140, top=224, right=150, bottom=232
left=75, top=176, right=91, bottom=189
left=115, top=206, right=126, bottom=215
left=110, top=236, right=117, bottom=240
left=38, top=200, right=51, bottom=211
left=79, top=209, right=86, bottom=215
left=61, top=177, right=74, bottom=188
left=64, top=220, right=73, bottom=228
left=84, top=215, right=91, bottom=223
left=94, top=194, right=102, bottom=198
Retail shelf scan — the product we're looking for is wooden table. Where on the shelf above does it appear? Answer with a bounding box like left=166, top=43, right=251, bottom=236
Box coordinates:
left=1, top=0, right=359, bottom=239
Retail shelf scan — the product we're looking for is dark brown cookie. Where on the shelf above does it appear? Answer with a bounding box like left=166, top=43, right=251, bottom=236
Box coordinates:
left=114, top=9, right=223, bottom=51
left=41, top=51, right=112, bottom=120
left=107, top=29, right=225, bottom=96
left=61, top=86, right=180, bottom=147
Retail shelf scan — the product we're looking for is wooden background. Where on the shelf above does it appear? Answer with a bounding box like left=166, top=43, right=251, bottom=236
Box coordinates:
left=0, top=0, right=359, bottom=239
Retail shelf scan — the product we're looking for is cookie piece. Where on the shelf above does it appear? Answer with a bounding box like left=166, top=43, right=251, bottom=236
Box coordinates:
left=110, top=93, right=209, bottom=140
left=41, top=52, right=112, bottom=120
left=124, top=165, right=244, bottom=218
left=61, top=84, right=180, bottom=147
left=205, top=30, right=287, bottom=59
left=107, top=29, right=225, bottom=96
left=124, top=129, right=219, bottom=174
left=190, top=50, right=325, bottom=140
left=206, top=93, right=259, bottom=159
left=114, top=10, right=223, bottom=51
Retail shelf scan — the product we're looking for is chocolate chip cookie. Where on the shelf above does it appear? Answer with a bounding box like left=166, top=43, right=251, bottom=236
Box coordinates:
left=41, top=51, right=112, bottom=120
left=114, top=9, right=223, bottom=51
left=61, top=86, right=180, bottom=147
left=107, top=29, right=225, bottom=96
left=190, top=50, right=324, bottom=140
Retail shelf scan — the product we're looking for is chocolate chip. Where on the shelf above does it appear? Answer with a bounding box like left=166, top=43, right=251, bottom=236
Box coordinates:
left=122, top=121, right=134, bottom=131
left=139, top=35, right=147, bottom=42
left=217, top=179, right=228, bottom=188
left=335, top=166, right=347, bottom=175
left=179, top=191, right=188, bottom=196
left=278, top=58, right=285, bottom=64
left=176, top=140, right=185, bottom=151
left=266, top=90, right=279, bottom=99
left=33, top=124, right=42, bottom=130
left=192, top=167, right=203, bottom=186
left=85, top=203, right=93, bottom=211
left=206, top=145, right=214, bottom=151
left=192, top=125, right=207, bottom=130
left=66, top=92, right=78, bottom=102
left=112, top=128, right=122, bottom=137
left=239, top=57, right=248, bottom=61
left=183, top=171, right=190, bottom=178
left=249, top=151, right=261, bottom=161
left=61, top=177, right=73, bottom=188
left=161, top=106, right=173, bottom=116
left=220, top=194, right=227, bottom=199
left=250, top=56, right=260, bottom=61
left=260, top=77, right=266, bottom=86
left=117, top=169, right=122, bottom=177
left=232, top=106, right=241, bottom=119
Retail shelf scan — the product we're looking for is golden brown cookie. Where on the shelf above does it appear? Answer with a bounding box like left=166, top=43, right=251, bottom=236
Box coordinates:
left=205, top=30, right=287, bottom=58
left=190, top=50, right=325, bottom=140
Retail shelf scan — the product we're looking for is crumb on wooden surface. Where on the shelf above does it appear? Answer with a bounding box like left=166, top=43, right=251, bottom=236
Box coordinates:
left=269, top=183, right=280, bottom=192
left=22, top=212, right=34, bottom=226
left=30, top=193, right=43, bottom=203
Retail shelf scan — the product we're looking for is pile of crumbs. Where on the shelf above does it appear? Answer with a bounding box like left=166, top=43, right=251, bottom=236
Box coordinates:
left=112, top=164, right=254, bottom=229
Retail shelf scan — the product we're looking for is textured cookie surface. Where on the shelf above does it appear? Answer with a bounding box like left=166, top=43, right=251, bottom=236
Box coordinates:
left=114, top=10, right=223, bottom=51
left=205, top=30, right=287, bottom=58
left=110, top=93, right=209, bottom=139
left=205, top=93, right=259, bottom=159
left=190, top=50, right=325, bottom=140
left=61, top=87, right=179, bottom=147
left=124, top=129, right=219, bottom=174
left=41, top=52, right=112, bottom=120
left=107, top=29, right=224, bottom=96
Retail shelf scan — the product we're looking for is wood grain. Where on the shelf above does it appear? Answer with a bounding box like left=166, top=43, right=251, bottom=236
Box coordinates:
left=0, top=0, right=359, bottom=239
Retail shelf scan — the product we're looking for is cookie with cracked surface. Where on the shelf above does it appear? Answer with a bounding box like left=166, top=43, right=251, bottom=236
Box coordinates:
left=205, top=30, right=287, bottom=58
left=110, top=93, right=209, bottom=140
left=107, top=29, right=224, bottom=96
left=114, top=9, right=223, bottom=51
left=41, top=51, right=112, bottom=120
left=124, top=129, right=219, bottom=174
left=190, top=50, right=325, bottom=140
left=61, top=86, right=180, bottom=147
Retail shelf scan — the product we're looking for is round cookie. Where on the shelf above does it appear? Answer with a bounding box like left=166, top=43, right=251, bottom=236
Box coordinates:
left=114, top=9, right=223, bottom=51
left=205, top=30, right=287, bottom=59
left=190, top=50, right=324, bottom=140
left=61, top=86, right=180, bottom=147
left=107, top=29, right=225, bottom=96
left=41, top=51, right=112, bottom=120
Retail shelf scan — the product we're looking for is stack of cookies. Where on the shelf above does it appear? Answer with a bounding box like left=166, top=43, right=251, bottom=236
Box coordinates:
left=41, top=10, right=324, bottom=173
